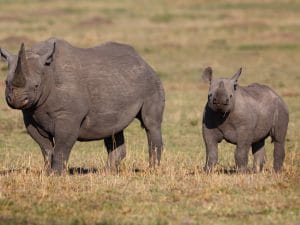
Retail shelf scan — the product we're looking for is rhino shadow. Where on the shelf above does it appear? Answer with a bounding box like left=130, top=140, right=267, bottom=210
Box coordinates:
left=0, top=167, right=98, bottom=176
left=68, top=167, right=98, bottom=175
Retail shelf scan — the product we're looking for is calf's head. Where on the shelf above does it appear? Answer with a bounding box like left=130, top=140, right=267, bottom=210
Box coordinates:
left=202, top=67, right=242, bottom=113
left=0, top=42, right=55, bottom=109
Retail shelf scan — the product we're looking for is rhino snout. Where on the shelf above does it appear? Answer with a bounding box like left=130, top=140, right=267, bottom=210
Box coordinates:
left=6, top=95, right=30, bottom=109
left=212, top=97, right=229, bottom=106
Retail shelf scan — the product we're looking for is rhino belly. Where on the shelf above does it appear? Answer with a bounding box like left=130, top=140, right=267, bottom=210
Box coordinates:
left=251, top=101, right=275, bottom=142
left=77, top=101, right=142, bottom=141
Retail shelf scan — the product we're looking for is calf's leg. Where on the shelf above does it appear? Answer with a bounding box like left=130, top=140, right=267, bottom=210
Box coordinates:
left=202, top=124, right=223, bottom=173
left=203, top=140, right=218, bottom=173
left=235, top=142, right=251, bottom=173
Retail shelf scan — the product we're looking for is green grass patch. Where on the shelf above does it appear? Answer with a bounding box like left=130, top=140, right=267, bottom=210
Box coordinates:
left=150, top=13, right=174, bottom=23
left=238, top=43, right=300, bottom=51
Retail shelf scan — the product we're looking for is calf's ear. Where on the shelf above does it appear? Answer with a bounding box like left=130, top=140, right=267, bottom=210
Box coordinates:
left=0, top=48, right=13, bottom=64
left=231, top=67, right=242, bottom=88
left=40, top=42, right=56, bottom=66
left=202, top=67, right=213, bottom=83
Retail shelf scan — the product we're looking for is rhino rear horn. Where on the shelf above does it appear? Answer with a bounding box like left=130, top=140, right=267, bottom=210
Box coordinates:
left=13, top=43, right=27, bottom=87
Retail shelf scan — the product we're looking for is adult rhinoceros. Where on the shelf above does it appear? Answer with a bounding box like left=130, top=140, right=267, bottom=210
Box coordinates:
left=0, top=38, right=165, bottom=174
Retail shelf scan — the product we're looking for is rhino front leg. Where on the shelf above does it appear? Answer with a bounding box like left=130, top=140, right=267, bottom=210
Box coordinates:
left=202, top=127, right=221, bottom=173
left=203, top=141, right=218, bottom=173
left=234, top=129, right=253, bottom=173
left=23, top=113, right=54, bottom=171
left=104, top=131, right=126, bottom=172
left=51, top=118, right=80, bottom=175
left=28, top=126, right=53, bottom=171
left=235, top=142, right=251, bottom=173
left=252, top=140, right=266, bottom=173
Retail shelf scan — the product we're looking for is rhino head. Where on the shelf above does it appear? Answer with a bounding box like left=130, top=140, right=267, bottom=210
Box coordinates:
left=202, top=67, right=242, bottom=113
left=0, top=42, right=55, bottom=109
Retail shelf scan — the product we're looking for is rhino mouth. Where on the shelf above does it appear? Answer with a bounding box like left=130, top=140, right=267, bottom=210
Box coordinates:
left=7, top=97, right=30, bottom=110
left=19, top=98, right=29, bottom=109
left=214, top=103, right=229, bottom=106
left=210, top=103, right=229, bottom=113
left=212, top=98, right=230, bottom=112
left=215, top=107, right=226, bottom=112
left=212, top=99, right=229, bottom=106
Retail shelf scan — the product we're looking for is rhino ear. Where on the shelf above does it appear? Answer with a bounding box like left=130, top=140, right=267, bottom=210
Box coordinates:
left=202, top=67, right=213, bottom=83
left=40, top=42, right=56, bottom=66
left=231, top=67, right=242, bottom=89
left=0, top=47, right=13, bottom=64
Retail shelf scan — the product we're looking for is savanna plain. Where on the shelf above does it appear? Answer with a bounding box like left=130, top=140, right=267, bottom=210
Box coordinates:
left=0, top=0, right=299, bottom=224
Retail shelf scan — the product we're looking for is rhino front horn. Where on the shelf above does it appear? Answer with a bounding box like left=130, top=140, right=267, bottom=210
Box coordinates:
left=12, top=43, right=28, bottom=87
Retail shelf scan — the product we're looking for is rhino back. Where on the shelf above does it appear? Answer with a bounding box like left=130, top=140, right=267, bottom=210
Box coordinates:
left=55, top=41, right=160, bottom=101
left=235, top=83, right=286, bottom=141
left=241, top=83, right=286, bottom=111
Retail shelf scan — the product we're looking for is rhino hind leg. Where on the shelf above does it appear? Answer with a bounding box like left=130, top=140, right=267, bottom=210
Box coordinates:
left=252, top=140, right=266, bottom=173
left=271, top=102, right=289, bottom=172
left=139, top=94, right=164, bottom=168
left=145, top=128, right=163, bottom=167
left=104, top=130, right=126, bottom=172
left=273, top=142, right=285, bottom=172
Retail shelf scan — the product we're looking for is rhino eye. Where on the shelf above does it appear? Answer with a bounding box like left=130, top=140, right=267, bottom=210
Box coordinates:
left=5, top=80, right=8, bottom=86
left=230, top=94, right=232, bottom=98
left=34, top=84, right=39, bottom=91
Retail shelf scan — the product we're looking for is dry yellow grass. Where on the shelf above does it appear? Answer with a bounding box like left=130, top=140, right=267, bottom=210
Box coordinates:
left=0, top=0, right=299, bottom=224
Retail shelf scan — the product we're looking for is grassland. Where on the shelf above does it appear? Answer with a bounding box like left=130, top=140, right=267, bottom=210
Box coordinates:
left=0, top=0, right=299, bottom=224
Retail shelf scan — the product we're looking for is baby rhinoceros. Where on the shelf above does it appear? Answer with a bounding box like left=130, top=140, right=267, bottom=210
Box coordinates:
left=202, top=67, right=289, bottom=173
left=0, top=38, right=165, bottom=174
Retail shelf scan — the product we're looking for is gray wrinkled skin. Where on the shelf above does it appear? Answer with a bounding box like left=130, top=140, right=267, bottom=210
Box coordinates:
left=202, top=67, right=289, bottom=173
left=0, top=38, right=165, bottom=174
